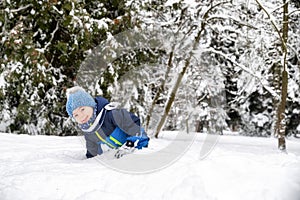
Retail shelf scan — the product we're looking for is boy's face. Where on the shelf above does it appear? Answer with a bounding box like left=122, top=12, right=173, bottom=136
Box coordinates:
left=72, top=106, right=94, bottom=124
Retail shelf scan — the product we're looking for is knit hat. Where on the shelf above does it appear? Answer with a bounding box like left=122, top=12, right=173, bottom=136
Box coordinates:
left=66, top=86, right=96, bottom=117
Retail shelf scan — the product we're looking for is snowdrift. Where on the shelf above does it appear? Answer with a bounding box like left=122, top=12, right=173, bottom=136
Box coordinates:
left=0, top=132, right=300, bottom=200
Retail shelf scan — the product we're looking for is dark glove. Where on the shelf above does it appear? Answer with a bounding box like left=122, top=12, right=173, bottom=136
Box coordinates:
left=114, top=140, right=138, bottom=159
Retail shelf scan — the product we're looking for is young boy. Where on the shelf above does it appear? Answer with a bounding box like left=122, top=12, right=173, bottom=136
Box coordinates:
left=66, top=86, right=149, bottom=159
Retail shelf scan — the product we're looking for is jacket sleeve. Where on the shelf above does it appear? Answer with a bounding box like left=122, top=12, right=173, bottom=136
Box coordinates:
left=84, top=135, right=98, bottom=158
left=110, top=109, right=141, bottom=136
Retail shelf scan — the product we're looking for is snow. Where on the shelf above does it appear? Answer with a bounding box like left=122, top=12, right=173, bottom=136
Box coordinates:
left=0, top=132, right=300, bottom=200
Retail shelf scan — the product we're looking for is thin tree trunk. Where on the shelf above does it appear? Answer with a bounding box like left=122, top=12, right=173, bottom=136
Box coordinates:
left=154, top=2, right=230, bottom=138
left=154, top=21, right=204, bottom=138
left=276, top=70, right=288, bottom=150
left=145, top=6, right=196, bottom=131
left=255, top=0, right=289, bottom=151
left=154, top=55, right=191, bottom=138
left=275, top=0, right=289, bottom=151
left=145, top=50, right=173, bottom=131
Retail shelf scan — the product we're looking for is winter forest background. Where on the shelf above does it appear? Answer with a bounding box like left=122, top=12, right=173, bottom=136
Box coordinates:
left=0, top=0, right=299, bottom=146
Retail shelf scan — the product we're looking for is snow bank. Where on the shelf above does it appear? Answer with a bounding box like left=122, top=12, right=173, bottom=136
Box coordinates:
left=0, top=132, right=299, bottom=200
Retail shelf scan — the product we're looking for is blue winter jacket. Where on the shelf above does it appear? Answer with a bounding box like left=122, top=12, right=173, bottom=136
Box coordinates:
left=82, top=97, right=149, bottom=158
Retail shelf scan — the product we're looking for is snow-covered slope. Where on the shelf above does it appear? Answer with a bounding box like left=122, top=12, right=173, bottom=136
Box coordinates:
left=0, top=132, right=299, bottom=200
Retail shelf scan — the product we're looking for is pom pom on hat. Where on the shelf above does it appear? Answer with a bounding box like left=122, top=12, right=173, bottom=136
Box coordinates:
left=66, top=86, right=96, bottom=117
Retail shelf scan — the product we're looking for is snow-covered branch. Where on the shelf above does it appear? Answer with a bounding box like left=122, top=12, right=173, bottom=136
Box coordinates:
left=5, top=4, right=33, bottom=13
left=288, top=43, right=300, bottom=62
left=254, top=0, right=287, bottom=52
left=206, top=15, right=258, bottom=29
left=203, top=47, right=280, bottom=99
left=36, top=21, right=60, bottom=53
left=288, top=9, right=300, bottom=17
left=270, top=0, right=289, bottom=14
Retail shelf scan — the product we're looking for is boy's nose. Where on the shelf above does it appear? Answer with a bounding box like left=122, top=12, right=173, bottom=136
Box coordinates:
left=78, top=115, right=84, bottom=121
left=80, top=115, right=87, bottom=123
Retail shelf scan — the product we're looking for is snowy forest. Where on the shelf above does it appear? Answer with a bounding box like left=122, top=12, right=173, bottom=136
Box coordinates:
left=0, top=0, right=299, bottom=145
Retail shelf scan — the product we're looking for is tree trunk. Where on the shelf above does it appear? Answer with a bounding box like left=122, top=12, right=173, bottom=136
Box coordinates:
left=275, top=0, right=289, bottom=151
left=145, top=51, right=173, bottom=131
left=255, top=0, right=289, bottom=151
left=154, top=56, right=191, bottom=138
left=154, top=2, right=229, bottom=138
left=154, top=23, right=204, bottom=138
left=145, top=6, right=190, bottom=131
left=275, top=70, right=288, bottom=150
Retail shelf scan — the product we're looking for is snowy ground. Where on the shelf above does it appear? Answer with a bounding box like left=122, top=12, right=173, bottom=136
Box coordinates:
left=0, top=131, right=300, bottom=200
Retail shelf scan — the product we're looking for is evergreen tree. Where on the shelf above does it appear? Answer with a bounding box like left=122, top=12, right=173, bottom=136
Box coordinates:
left=0, top=0, right=134, bottom=135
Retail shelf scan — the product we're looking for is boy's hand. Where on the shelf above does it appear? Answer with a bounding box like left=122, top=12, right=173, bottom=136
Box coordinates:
left=114, top=140, right=139, bottom=159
